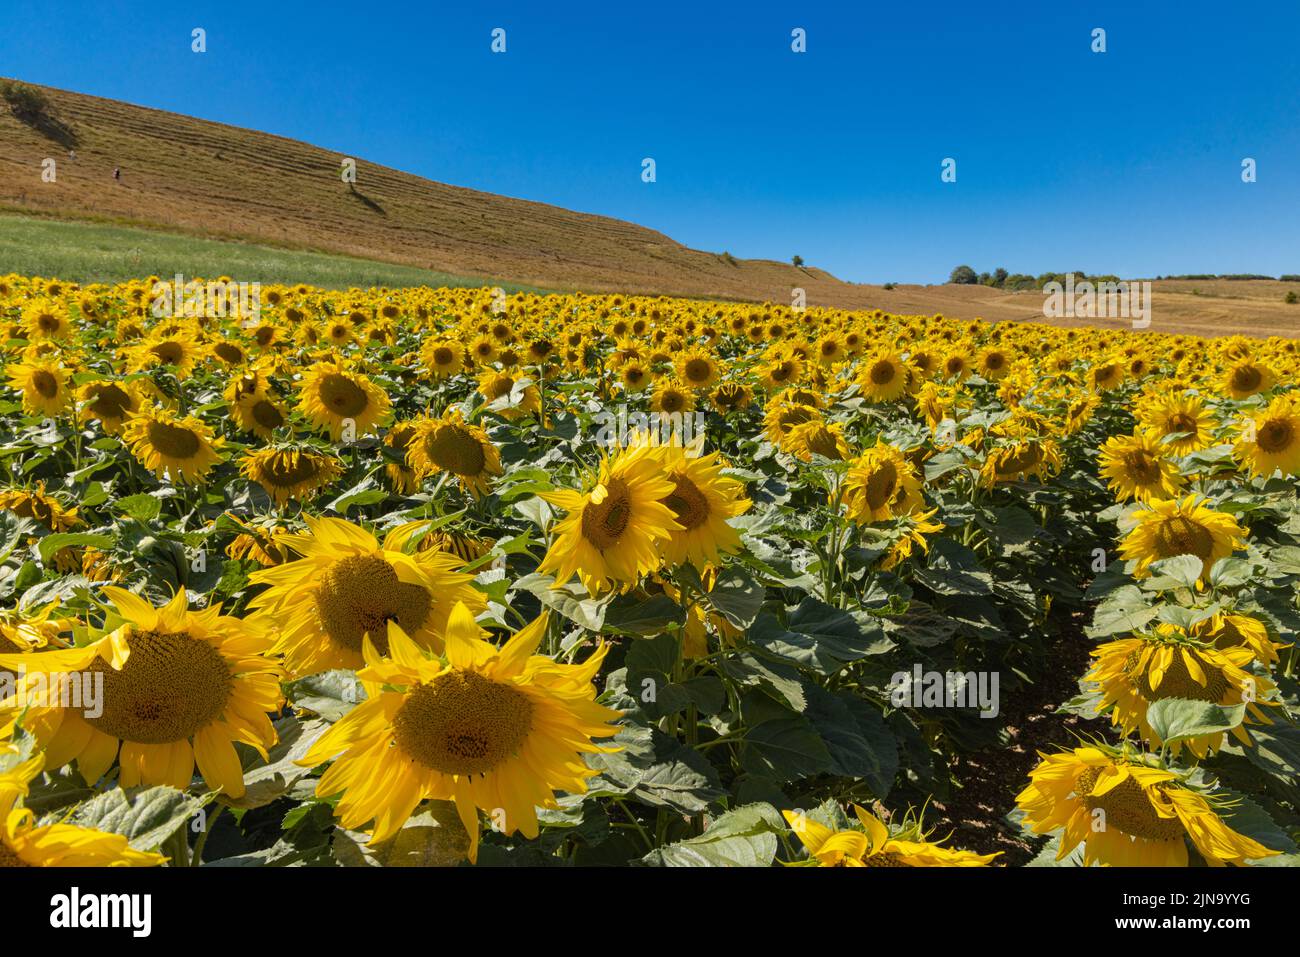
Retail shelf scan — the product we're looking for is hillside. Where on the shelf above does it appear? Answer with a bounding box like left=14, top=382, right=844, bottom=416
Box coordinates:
left=1, top=79, right=1297, bottom=337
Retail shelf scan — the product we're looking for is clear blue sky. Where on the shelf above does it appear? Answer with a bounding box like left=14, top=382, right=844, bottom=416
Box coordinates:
left=3, top=1, right=1298, bottom=283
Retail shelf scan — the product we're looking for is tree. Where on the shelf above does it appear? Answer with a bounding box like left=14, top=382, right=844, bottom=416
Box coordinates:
left=993, top=267, right=1008, bottom=287
left=791, top=255, right=804, bottom=267
left=949, top=265, right=978, bottom=285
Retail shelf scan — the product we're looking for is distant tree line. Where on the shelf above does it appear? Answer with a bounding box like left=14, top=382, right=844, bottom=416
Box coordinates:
left=948, top=265, right=1300, bottom=289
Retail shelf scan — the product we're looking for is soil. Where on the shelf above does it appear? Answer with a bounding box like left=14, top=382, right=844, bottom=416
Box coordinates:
left=926, top=611, right=1111, bottom=865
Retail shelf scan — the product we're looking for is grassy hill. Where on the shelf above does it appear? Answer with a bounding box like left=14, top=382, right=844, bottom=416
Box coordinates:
left=1, top=78, right=1297, bottom=336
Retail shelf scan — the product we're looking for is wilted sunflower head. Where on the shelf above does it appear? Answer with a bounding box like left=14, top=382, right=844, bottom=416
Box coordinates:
left=241, top=447, right=342, bottom=507
left=1117, top=494, right=1246, bottom=584
left=0, top=483, right=79, bottom=533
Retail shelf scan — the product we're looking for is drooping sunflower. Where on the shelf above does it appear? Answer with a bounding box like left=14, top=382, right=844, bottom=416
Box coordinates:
left=857, top=351, right=910, bottom=402
left=981, top=438, right=1063, bottom=486
left=711, top=381, right=753, bottom=412
left=406, top=409, right=503, bottom=498
left=122, top=407, right=224, bottom=484
left=5, top=359, right=71, bottom=416
left=382, top=421, right=421, bottom=494
left=1098, top=432, right=1184, bottom=502
left=783, top=804, right=998, bottom=867
left=297, top=606, right=621, bottom=863
left=240, top=447, right=343, bottom=507
left=1017, top=745, right=1280, bottom=866
left=1117, top=494, right=1246, bottom=583
left=1086, top=626, right=1277, bottom=757
left=246, top=515, right=486, bottom=675
left=76, top=379, right=144, bottom=435
left=538, top=444, right=681, bottom=593
left=762, top=399, right=817, bottom=444
left=1192, top=612, right=1284, bottom=668
left=842, top=442, right=924, bottom=524
left=1139, top=393, right=1217, bottom=454
left=476, top=369, right=541, bottom=420
left=230, top=389, right=288, bottom=441
left=650, top=445, right=750, bottom=569
left=0, top=748, right=165, bottom=867
left=0, top=482, right=79, bottom=532
left=879, top=508, right=945, bottom=571
left=1234, top=395, right=1300, bottom=478
left=0, top=588, right=282, bottom=798
left=297, top=360, right=392, bottom=440
left=780, top=417, right=851, bottom=462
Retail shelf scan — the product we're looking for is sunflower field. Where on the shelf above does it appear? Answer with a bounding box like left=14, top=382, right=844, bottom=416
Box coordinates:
left=1, top=273, right=1298, bottom=870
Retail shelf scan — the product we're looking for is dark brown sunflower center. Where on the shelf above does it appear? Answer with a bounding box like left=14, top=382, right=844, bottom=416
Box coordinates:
left=683, top=359, right=712, bottom=383
left=1075, top=767, right=1187, bottom=842
left=1153, top=516, right=1214, bottom=561
left=86, top=630, right=233, bottom=744
left=32, top=371, right=59, bottom=398
left=150, top=342, right=184, bottom=366
left=1257, top=419, right=1294, bottom=453
left=1168, top=413, right=1197, bottom=434
left=213, top=342, right=244, bottom=364
left=862, top=851, right=910, bottom=867
left=580, top=478, right=633, bottom=550
left=869, top=360, right=897, bottom=385
left=422, top=425, right=487, bottom=476
left=863, top=462, right=899, bottom=511
left=261, top=452, right=325, bottom=487
left=658, top=391, right=688, bottom=413
left=0, top=838, right=31, bottom=867
left=251, top=400, right=285, bottom=430
left=146, top=421, right=201, bottom=459
left=314, top=555, right=432, bottom=654
left=319, top=374, right=368, bottom=417
left=1123, top=452, right=1161, bottom=484
left=801, top=425, right=844, bottom=460
left=89, top=385, right=132, bottom=419
left=1127, top=647, right=1229, bottom=702
left=662, top=474, right=710, bottom=531
left=392, top=670, right=534, bottom=776
left=432, top=347, right=455, bottom=366
left=1230, top=366, right=1262, bottom=392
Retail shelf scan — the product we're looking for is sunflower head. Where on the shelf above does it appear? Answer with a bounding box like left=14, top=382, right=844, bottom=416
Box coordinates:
left=241, top=447, right=343, bottom=507
left=1118, top=495, right=1245, bottom=584
left=122, top=407, right=224, bottom=484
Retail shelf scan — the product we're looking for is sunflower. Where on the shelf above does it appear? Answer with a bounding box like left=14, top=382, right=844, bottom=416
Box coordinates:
left=858, top=351, right=910, bottom=402
left=783, top=804, right=997, bottom=867
left=1192, top=613, right=1285, bottom=667
left=649, top=379, right=696, bottom=416
left=879, top=508, right=944, bottom=571
left=1098, top=432, right=1184, bottom=502
left=650, top=445, right=750, bottom=568
left=407, top=409, right=502, bottom=498
left=477, top=369, right=541, bottom=420
left=76, top=379, right=143, bottom=435
left=762, top=400, right=817, bottom=444
left=842, top=442, right=924, bottom=524
left=760, top=351, right=804, bottom=390
left=1117, top=495, right=1246, bottom=584
left=1139, top=393, right=1217, bottom=453
left=0, top=587, right=282, bottom=798
left=675, top=348, right=720, bottom=389
left=297, top=360, right=392, bottom=440
left=1235, top=395, right=1300, bottom=478
left=941, top=350, right=972, bottom=382
left=5, top=359, right=71, bottom=416
left=122, top=407, right=224, bottom=484
left=981, top=438, right=1063, bottom=486
left=1087, top=359, right=1126, bottom=392
left=223, top=513, right=289, bottom=567
left=1086, top=627, right=1277, bottom=757
left=20, top=299, right=72, bottom=341
left=230, top=390, right=288, bottom=440
left=711, top=381, right=752, bottom=412
left=781, top=417, right=851, bottom=461
left=1017, top=745, right=1280, bottom=866
left=297, top=606, right=621, bottom=862
left=241, top=447, right=342, bottom=507
left=0, top=483, right=79, bottom=532
left=976, top=347, right=1013, bottom=381
left=1223, top=359, right=1276, bottom=400
left=0, top=748, right=165, bottom=867
left=246, top=515, right=486, bottom=675
left=129, top=332, right=200, bottom=378
left=538, top=444, right=681, bottom=593
left=421, top=338, right=465, bottom=379
left=383, top=421, right=420, bottom=494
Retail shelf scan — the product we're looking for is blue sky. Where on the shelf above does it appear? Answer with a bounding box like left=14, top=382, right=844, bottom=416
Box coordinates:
left=3, top=1, right=1298, bottom=283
